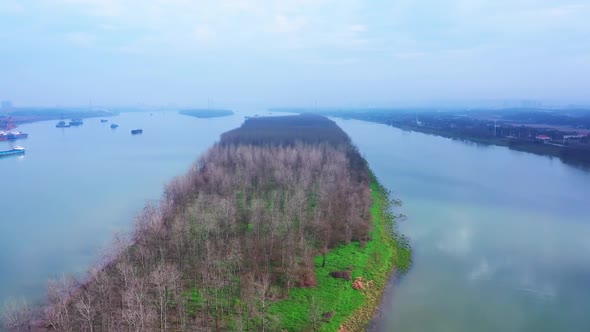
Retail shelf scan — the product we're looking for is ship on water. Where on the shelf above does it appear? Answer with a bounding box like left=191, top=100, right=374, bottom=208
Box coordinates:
left=0, top=146, right=25, bottom=158
left=131, top=129, right=143, bottom=135
left=5, top=132, right=28, bottom=140
left=110, top=124, right=119, bottom=129
left=69, top=119, right=84, bottom=126
left=56, top=120, right=70, bottom=128
left=1, top=117, right=29, bottom=140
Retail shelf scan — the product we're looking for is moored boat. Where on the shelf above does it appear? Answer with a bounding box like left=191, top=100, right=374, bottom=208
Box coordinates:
left=0, top=146, right=25, bottom=157
left=131, top=129, right=143, bottom=135
left=110, top=124, right=119, bottom=129
left=56, top=121, right=70, bottom=128
left=69, top=119, right=83, bottom=126
left=100, top=119, right=108, bottom=123
left=6, top=131, right=28, bottom=140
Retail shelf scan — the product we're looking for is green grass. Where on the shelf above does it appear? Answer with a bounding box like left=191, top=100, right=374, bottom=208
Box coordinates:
left=182, top=174, right=411, bottom=331
left=268, top=174, right=412, bottom=331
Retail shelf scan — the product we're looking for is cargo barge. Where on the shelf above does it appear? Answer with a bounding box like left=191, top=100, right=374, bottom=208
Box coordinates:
left=0, top=146, right=25, bottom=157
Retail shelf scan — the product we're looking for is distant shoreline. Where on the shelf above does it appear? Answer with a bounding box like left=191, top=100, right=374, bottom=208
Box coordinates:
left=379, top=123, right=590, bottom=169
left=0, top=109, right=118, bottom=128
left=272, top=108, right=590, bottom=169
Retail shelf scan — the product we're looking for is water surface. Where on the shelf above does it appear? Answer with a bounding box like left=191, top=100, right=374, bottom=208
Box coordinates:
left=334, top=118, right=590, bottom=332
left=0, top=112, right=243, bottom=302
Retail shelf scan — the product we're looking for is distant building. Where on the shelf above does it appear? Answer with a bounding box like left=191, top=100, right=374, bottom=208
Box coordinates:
left=563, top=134, right=586, bottom=140
left=1, top=100, right=12, bottom=110
left=535, top=135, right=551, bottom=141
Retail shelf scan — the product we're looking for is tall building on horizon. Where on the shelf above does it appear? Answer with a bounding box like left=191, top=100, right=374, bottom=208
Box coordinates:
left=1, top=100, right=13, bottom=110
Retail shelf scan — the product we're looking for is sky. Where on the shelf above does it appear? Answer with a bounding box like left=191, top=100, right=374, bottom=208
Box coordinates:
left=0, top=0, right=589, bottom=108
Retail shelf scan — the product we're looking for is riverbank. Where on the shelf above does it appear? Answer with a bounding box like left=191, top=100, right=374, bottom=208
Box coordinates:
left=359, top=121, right=590, bottom=168
left=371, top=121, right=590, bottom=168
left=269, top=174, right=411, bottom=331
left=388, top=124, right=590, bottom=168
left=271, top=109, right=590, bottom=168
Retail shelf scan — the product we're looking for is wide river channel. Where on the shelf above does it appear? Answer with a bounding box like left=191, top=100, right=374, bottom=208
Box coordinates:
left=1, top=112, right=589, bottom=331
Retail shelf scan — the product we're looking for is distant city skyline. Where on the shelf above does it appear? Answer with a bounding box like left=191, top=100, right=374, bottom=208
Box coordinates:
left=2, top=99, right=588, bottom=111
left=1, top=0, right=589, bottom=107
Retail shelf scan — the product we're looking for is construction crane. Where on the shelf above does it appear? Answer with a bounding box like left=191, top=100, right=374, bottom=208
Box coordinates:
left=5, top=116, right=16, bottom=131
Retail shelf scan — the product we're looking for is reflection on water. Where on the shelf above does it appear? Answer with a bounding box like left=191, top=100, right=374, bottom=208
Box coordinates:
left=0, top=155, right=25, bottom=161
left=335, top=119, right=590, bottom=332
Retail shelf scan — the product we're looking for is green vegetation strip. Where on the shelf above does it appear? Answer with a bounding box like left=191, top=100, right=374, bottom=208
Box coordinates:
left=269, top=174, right=412, bottom=331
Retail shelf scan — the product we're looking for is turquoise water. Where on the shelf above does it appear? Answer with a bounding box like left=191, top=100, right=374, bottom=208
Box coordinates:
left=1, top=113, right=589, bottom=331
left=334, top=119, right=590, bottom=332
left=0, top=112, right=243, bottom=302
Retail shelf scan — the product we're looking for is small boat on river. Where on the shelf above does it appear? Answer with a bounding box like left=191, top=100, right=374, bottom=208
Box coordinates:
left=131, top=129, right=143, bottom=135
left=100, top=119, right=108, bottom=123
left=69, top=119, right=84, bottom=126
left=56, top=121, right=70, bottom=128
left=110, top=124, right=119, bottom=129
left=6, top=132, right=28, bottom=140
left=0, top=146, right=25, bottom=157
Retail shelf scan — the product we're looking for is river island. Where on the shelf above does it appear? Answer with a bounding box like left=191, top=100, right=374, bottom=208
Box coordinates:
left=2, top=114, right=410, bottom=332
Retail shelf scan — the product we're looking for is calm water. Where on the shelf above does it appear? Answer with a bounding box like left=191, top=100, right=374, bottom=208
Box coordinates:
left=334, top=119, right=590, bottom=332
left=0, top=112, right=243, bottom=302
left=1, top=113, right=589, bottom=331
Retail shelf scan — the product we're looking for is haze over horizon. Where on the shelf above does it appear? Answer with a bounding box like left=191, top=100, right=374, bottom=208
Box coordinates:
left=1, top=0, right=589, bottom=107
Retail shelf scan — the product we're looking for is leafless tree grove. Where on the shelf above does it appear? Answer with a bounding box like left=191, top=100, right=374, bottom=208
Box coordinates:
left=3, top=137, right=371, bottom=331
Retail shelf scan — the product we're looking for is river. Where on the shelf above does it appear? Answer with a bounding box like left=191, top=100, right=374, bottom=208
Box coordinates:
left=0, top=112, right=243, bottom=302
left=334, top=118, right=590, bottom=332
left=1, top=112, right=589, bottom=331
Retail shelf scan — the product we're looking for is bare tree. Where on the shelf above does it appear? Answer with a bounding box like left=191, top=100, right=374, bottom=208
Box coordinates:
left=254, top=273, right=272, bottom=332
left=1, top=298, right=33, bottom=332
left=73, top=287, right=97, bottom=332
left=45, top=275, right=77, bottom=332
left=122, top=277, right=154, bottom=332
left=150, top=263, right=180, bottom=332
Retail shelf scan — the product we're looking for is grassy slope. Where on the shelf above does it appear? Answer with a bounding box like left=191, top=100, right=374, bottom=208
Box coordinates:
left=269, top=175, right=411, bottom=332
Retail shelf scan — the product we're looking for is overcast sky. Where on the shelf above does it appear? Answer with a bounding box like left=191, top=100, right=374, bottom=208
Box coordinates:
left=0, top=0, right=589, bottom=108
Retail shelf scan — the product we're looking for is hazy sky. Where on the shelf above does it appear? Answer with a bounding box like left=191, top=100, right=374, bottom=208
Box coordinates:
left=0, top=0, right=589, bottom=107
